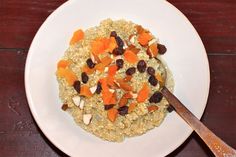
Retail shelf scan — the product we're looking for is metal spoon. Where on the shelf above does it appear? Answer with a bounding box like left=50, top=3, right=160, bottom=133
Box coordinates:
left=156, top=58, right=236, bottom=156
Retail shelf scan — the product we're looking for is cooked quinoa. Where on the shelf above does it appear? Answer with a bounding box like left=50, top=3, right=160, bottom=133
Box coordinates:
left=56, top=19, right=174, bottom=142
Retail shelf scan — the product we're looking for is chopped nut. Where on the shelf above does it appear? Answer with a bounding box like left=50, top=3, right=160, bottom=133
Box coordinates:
left=104, top=67, right=108, bottom=72
left=90, top=86, right=97, bottom=94
left=72, top=96, right=81, bottom=107
left=131, top=93, right=138, bottom=98
left=129, top=34, right=136, bottom=44
left=109, top=89, right=115, bottom=93
left=83, top=114, right=92, bottom=125
left=79, top=100, right=85, bottom=109
left=61, top=104, right=68, bottom=111
left=90, top=54, right=96, bottom=63
left=148, top=38, right=157, bottom=46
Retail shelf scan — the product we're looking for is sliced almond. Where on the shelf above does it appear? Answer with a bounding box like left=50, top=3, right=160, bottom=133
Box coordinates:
left=83, top=114, right=92, bottom=125
left=114, top=55, right=122, bottom=60
left=104, top=67, right=108, bottom=72
left=79, top=99, right=85, bottom=109
left=148, top=38, right=157, bottom=46
left=90, top=86, right=97, bottom=94
left=131, top=93, right=138, bottom=99
left=109, top=89, right=115, bottom=93
left=72, top=96, right=81, bottom=107
left=90, top=54, right=96, bottom=63
left=123, top=41, right=128, bottom=49
left=129, top=35, right=136, bottom=44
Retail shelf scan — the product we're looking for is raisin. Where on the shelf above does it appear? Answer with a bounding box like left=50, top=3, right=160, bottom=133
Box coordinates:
left=148, top=75, right=158, bottom=86
left=118, top=106, right=129, bottom=116
left=112, top=47, right=124, bottom=55
left=137, top=60, right=147, bottom=73
left=61, top=104, right=68, bottom=111
left=95, top=82, right=102, bottom=94
left=167, top=104, right=175, bottom=113
left=149, top=92, right=163, bottom=103
left=86, top=58, right=95, bottom=68
left=104, top=104, right=115, bottom=110
left=73, top=80, right=81, bottom=93
left=147, top=67, right=155, bottom=75
left=116, top=59, right=124, bottom=70
left=126, top=67, right=136, bottom=75
left=81, top=72, right=89, bottom=83
left=110, top=31, right=117, bottom=37
left=157, top=44, right=167, bottom=55
left=115, top=36, right=124, bottom=48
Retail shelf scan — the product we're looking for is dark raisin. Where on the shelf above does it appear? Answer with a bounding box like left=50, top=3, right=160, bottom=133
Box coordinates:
left=126, top=67, right=136, bottom=75
left=61, top=104, right=68, bottom=111
left=112, top=47, right=124, bottom=55
left=104, top=104, right=115, bottom=110
left=157, top=44, right=167, bottom=54
left=118, top=106, right=129, bottom=116
left=149, top=92, right=163, bottom=103
left=116, top=59, right=124, bottom=70
left=81, top=72, right=89, bottom=83
left=95, top=82, right=102, bottom=94
left=73, top=80, right=81, bottom=93
left=167, top=104, right=175, bottom=113
left=110, top=31, right=117, bottom=37
left=86, top=58, right=95, bottom=68
left=137, top=60, right=147, bottom=73
left=115, top=36, right=124, bottom=48
left=148, top=75, right=158, bottom=86
left=147, top=67, right=155, bottom=75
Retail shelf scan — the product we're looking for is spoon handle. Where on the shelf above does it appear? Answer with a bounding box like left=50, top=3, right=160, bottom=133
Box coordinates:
left=161, top=87, right=236, bottom=157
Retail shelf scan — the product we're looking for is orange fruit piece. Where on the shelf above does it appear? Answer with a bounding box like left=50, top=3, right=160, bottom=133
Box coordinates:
left=124, top=50, right=138, bottom=64
left=107, top=76, right=115, bottom=87
left=108, top=65, right=118, bottom=76
left=149, top=43, right=158, bottom=57
left=138, top=32, right=152, bottom=46
left=95, top=63, right=105, bottom=72
left=102, top=90, right=113, bottom=104
left=107, top=108, right=118, bottom=122
left=123, top=75, right=132, bottom=82
left=80, top=85, right=93, bottom=97
left=109, top=92, right=117, bottom=104
left=91, top=38, right=106, bottom=55
left=116, top=79, right=133, bottom=91
left=100, top=56, right=113, bottom=67
left=56, top=68, right=77, bottom=86
left=148, top=105, right=159, bottom=112
left=107, top=37, right=117, bottom=53
left=123, top=92, right=133, bottom=99
left=70, top=29, right=84, bottom=45
left=82, top=65, right=95, bottom=75
left=137, top=83, right=150, bottom=102
left=57, top=60, right=71, bottom=69
left=128, top=103, right=137, bottom=113
left=118, top=96, right=128, bottom=107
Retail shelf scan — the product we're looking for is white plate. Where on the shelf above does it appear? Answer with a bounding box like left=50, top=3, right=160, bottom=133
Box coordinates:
left=25, top=0, right=210, bottom=156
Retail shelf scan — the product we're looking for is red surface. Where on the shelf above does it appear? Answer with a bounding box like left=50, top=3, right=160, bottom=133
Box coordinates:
left=0, top=0, right=235, bottom=156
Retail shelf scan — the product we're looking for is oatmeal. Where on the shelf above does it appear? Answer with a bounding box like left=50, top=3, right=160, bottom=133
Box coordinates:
left=56, top=19, right=174, bottom=142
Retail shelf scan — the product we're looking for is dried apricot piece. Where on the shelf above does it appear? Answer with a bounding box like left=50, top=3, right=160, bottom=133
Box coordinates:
left=107, top=37, right=118, bottom=53
left=109, top=92, right=117, bottom=104
left=57, top=68, right=77, bottom=86
left=100, top=56, right=113, bottom=67
left=108, top=65, right=118, bottom=76
left=57, top=60, right=71, bottom=69
left=91, top=38, right=106, bottom=55
left=82, top=65, right=95, bottom=75
left=116, top=79, right=133, bottom=91
left=118, top=96, right=128, bottom=107
left=149, top=43, right=158, bottom=57
left=102, top=90, right=113, bottom=105
left=95, top=63, right=105, bottom=72
left=107, top=108, right=118, bottom=122
left=80, top=85, right=93, bottom=97
left=137, top=83, right=150, bottom=102
left=124, top=50, right=138, bottom=64
left=70, top=29, right=84, bottom=45
left=123, top=75, right=132, bottom=82
left=128, top=103, right=137, bottom=113
left=148, top=105, right=159, bottom=112
left=138, top=32, right=152, bottom=46
left=123, top=92, right=133, bottom=99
